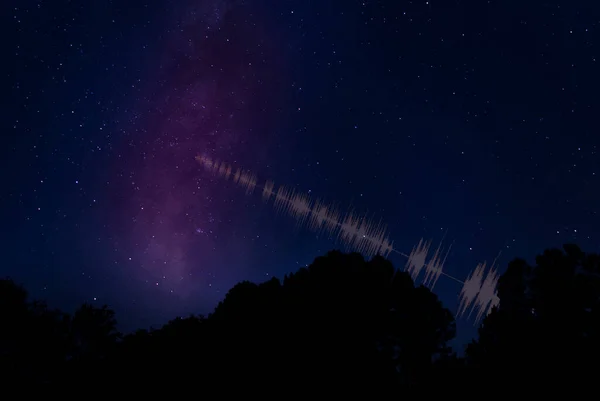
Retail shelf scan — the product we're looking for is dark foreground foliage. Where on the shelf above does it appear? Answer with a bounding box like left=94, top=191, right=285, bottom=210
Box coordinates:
left=1, top=245, right=599, bottom=394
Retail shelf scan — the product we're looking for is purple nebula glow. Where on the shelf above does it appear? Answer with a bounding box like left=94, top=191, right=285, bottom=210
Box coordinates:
left=108, top=0, right=287, bottom=306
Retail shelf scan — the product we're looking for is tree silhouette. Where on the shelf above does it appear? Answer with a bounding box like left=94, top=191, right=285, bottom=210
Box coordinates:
left=70, top=303, right=120, bottom=357
left=0, top=278, right=123, bottom=390
left=466, top=244, right=600, bottom=390
left=104, top=251, right=455, bottom=393
left=66, top=303, right=121, bottom=388
left=5, top=245, right=600, bottom=393
left=0, top=279, right=71, bottom=387
left=206, top=251, right=456, bottom=391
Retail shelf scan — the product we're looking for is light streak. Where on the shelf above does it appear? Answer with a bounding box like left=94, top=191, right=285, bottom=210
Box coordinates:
left=196, top=154, right=500, bottom=324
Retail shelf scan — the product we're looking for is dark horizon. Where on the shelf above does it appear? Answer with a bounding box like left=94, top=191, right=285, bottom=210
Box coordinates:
left=2, top=244, right=598, bottom=392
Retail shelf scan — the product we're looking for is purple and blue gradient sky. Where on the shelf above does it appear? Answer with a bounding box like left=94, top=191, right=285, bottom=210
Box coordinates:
left=3, top=0, right=599, bottom=348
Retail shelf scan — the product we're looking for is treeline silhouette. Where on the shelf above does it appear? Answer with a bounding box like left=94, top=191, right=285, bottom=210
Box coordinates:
left=1, top=244, right=599, bottom=394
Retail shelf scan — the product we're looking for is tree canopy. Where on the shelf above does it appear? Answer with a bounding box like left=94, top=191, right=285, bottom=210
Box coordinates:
left=466, top=244, right=600, bottom=391
left=1, top=244, right=598, bottom=394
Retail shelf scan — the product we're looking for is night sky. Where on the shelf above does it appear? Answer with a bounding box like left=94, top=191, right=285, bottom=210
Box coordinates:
left=3, top=0, right=599, bottom=349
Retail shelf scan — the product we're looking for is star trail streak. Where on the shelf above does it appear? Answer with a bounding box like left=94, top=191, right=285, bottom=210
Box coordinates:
left=196, top=154, right=500, bottom=324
